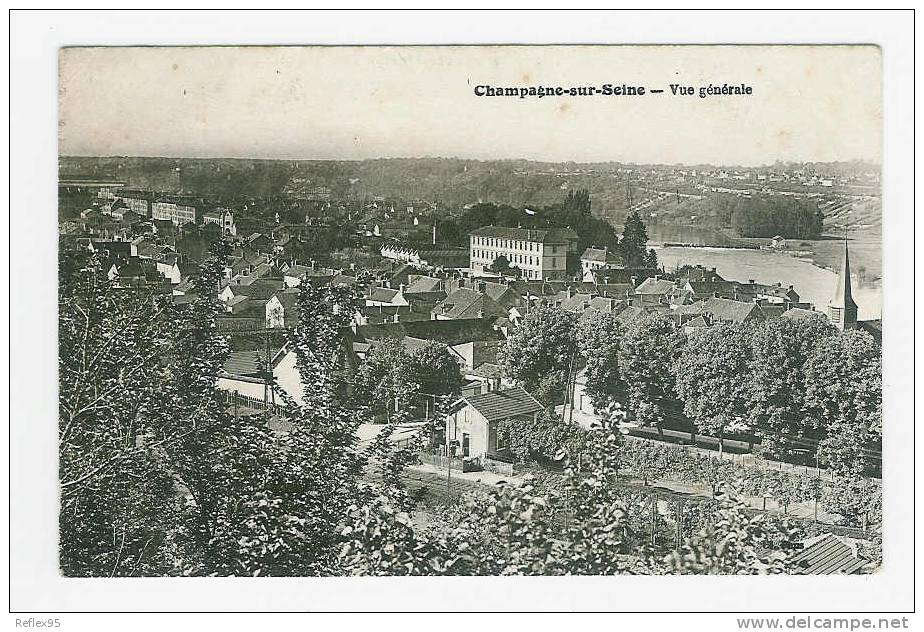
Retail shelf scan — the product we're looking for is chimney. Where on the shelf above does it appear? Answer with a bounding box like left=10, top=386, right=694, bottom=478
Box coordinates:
left=630, top=275, right=638, bottom=287
left=711, top=267, right=717, bottom=273
left=393, top=313, right=400, bottom=323
left=788, top=284, right=794, bottom=290
left=477, top=309, right=485, bottom=319
left=310, top=259, right=316, bottom=270
left=566, top=286, right=574, bottom=299
left=748, top=279, right=755, bottom=285
left=399, top=283, right=406, bottom=294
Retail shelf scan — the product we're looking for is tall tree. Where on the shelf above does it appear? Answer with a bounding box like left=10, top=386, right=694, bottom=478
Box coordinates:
left=803, top=329, right=881, bottom=477
left=674, top=323, right=754, bottom=456
left=58, top=250, right=178, bottom=577
left=351, top=338, right=417, bottom=423
left=500, top=304, right=578, bottom=405
left=620, top=211, right=651, bottom=267
left=403, top=341, right=465, bottom=398
left=619, top=313, right=686, bottom=439
left=747, top=316, right=835, bottom=459
left=576, top=311, right=628, bottom=411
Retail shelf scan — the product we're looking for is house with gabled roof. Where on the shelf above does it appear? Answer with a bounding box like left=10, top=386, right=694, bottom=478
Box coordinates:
left=266, top=289, right=301, bottom=329
left=216, top=344, right=306, bottom=407
left=444, top=386, right=545, bottom=460
left=365, top=284, right=410, bottom=308
left=580, top=246, right=623, bottom=280
left=701, top=296, right=766, bottom=324
left=432, top=287, right=507, bottom=321
left=220, top=278, right=285, bottom=303
left=633, top=276, right=676, bottom=308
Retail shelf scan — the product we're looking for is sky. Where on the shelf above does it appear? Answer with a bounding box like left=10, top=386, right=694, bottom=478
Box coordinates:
left=58, top=45, right=882, bottom=166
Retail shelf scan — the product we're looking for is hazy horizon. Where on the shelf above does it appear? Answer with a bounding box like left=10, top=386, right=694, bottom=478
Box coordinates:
left=59, top=46, right=881, bottom=166
left=59, top=153, right=882, bottom=171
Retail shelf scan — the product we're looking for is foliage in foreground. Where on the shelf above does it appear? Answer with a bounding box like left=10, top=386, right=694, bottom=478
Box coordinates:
left=59, top=246, right=859, bottom=576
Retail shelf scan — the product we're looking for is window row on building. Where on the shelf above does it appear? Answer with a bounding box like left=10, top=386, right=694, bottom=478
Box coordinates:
left=470, top=235, right=545, bottom=252
left=472, top=250, right=542, bottom=267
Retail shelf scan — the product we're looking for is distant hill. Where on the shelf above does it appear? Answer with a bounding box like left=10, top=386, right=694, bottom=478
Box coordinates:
left=59, top=155, right=880, bottom=219
left=59, top=156, right=637, bottom=210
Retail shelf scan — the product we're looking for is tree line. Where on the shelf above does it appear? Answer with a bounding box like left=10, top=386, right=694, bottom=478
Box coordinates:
left=502, top=306, right=881, bottom=478
left=729, top=196, right=825, bottom=239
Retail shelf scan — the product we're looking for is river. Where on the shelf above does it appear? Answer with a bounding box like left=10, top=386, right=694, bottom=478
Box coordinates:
left=654, top=246, right=882, bottom=321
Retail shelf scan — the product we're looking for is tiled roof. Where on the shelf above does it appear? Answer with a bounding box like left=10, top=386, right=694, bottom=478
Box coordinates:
left=674, top=265, right=726, bottom=283
left=686, top=280, right=736, bottom=295
left=581, top=247, right=609, bottom=263
left=269, top=290, right=300, bottom=312
left=791, top=534, right=868, bottom=575
left=482, top=281, right=516, bottom=305
left=459, top=386, right=544, bottom=422
left=354, top=318, right=504, bottom=346
left=703, top=297, right=764, bottom=323
left=226, top=279, right=285, bottom=300
left=559, top=292, right=595, bottom=313
left=432, top=288, right=504, bottom=320
left=635, top=277, right=676, bottom=295
left=405, top=276, right=443, bottom=294
left=223, top=350, right=271, bottom=377
left=469, top=225, right=573, bottom=244
left=368, top=287, right=401, bottom=303
left=590, top=267, right=661, bottom=286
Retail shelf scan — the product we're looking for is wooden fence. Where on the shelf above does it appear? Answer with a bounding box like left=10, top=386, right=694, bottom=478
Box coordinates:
left=224, top=390, right=279, bottom=414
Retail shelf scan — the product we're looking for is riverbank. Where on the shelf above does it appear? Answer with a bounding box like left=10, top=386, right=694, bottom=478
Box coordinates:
left=649, top=224, right=882, bottom=300
left=654, top=245, right=881, bottom=320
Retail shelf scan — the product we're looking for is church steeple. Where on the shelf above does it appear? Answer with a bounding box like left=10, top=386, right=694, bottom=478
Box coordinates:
left=828, top=238, right=858, bottom=330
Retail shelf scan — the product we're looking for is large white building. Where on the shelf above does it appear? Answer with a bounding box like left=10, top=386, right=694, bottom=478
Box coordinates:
left=152, top=196, right=201, bottom=226
left=469, top=225, right=577, bottom=281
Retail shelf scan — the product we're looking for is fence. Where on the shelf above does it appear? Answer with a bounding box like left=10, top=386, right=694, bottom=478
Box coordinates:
left=624, top=432, right=880, bottom=483
left=420, top=452, right=482, bottom=473
left=224, top=390, right=280, bottom=414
